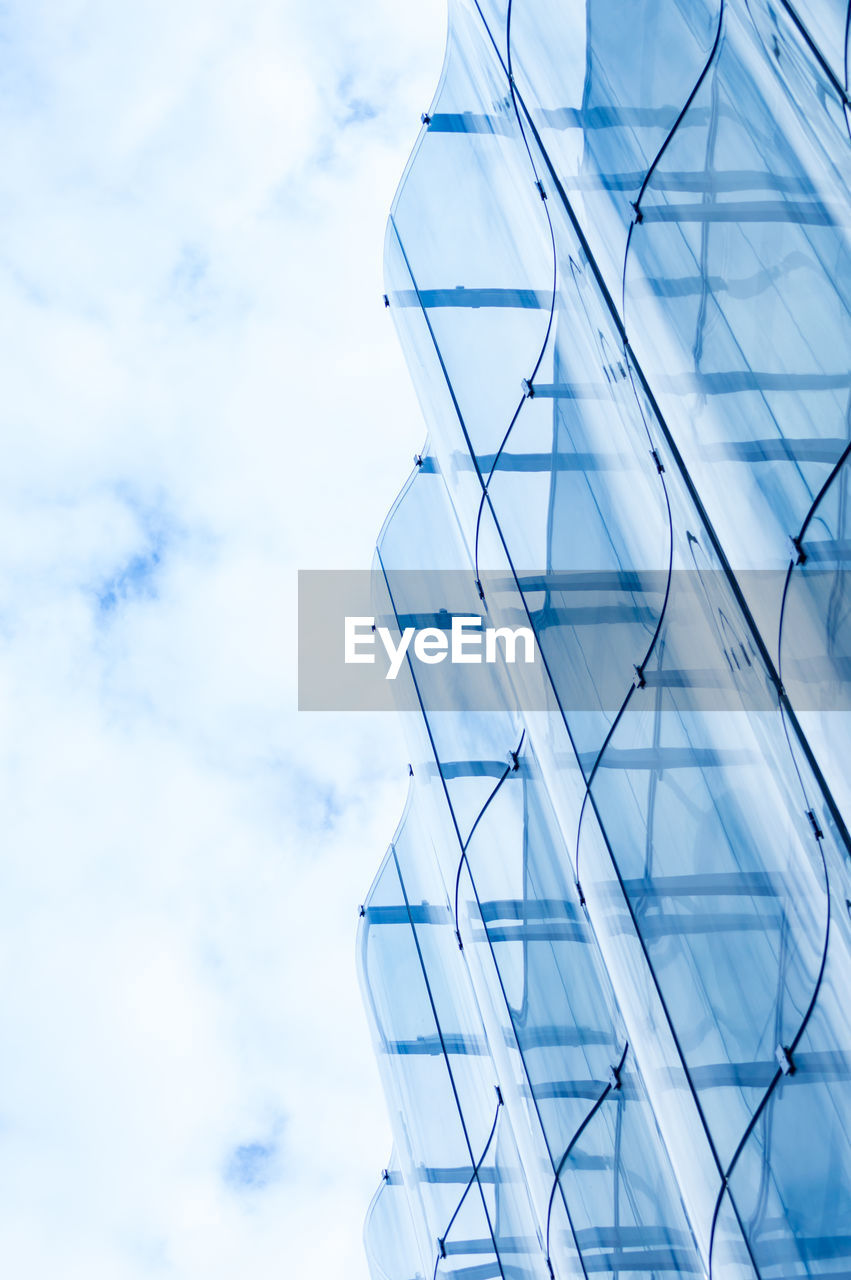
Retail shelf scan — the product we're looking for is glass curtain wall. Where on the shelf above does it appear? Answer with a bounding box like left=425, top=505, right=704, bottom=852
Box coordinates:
left=361, top=3, right=851, bottom=1279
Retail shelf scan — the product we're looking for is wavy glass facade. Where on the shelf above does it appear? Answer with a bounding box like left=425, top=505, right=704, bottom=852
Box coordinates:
left=358, top=3, right=851, bottom=1279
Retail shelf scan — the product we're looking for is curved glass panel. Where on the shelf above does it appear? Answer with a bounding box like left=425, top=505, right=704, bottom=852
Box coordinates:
left=472, top=0, right=510, bottom=67
left=553, top=1049, right=701, bottom=1280
left=359, top=842, right=475, bottom=1256
left=759, top=0, right=851, bottom=96
left=468, top=1106, right=550, bottom=1280
left=622, top=2, right=851, bottom=641
left=460, top=746, right=621, bottom=1156
left=386, top=0, right=556, bottom=553
left=710, top=1187, right=761, bottom=1280
left=365, top=1157, right=429, bottom=1280
left=434, top=1178, right=502, bottom=1280
left=375, top=454, right=524, bottom=842
left=722, top=885, right=851, bottom=1279
left=359, top=783, right=550, bottom=1280
left=457, top=748, right=704, bottom=1279
left=508, top=0, right=720, bottom=294
left=584, top=657, right=826, bottom=1167
left=480, top=234, right=672, bottom=765
left=779, top=455, right=851, bottom=823
left=744, top=0, right=850, bottom=139
left=624, top=31, right=851, bottom=543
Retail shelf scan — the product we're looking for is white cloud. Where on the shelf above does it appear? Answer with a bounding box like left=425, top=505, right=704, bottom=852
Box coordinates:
left=0, top=0, right=447, bottom=1274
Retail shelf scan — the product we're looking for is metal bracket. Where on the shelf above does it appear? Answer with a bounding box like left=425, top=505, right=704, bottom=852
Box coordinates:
left=521, top=377, right=535, bottom=399
left=507, top=749, right=520, bottom=772
left=775, top=1044, right=795, bottom=1076
left=631, top=200, right=644, bottom=224
left=633, top=664, right=646, bottom=689
left=650, top=447, right=665, bottom=474
left=807, top=809, right=824, bottom=840
left=421, top=112, right=432, bottom=126
left=535, top=178, right=547, bottom=201
left=383, top=293, right=390, bottom=308
left=608, top=1063, right=622, bottom=1090
left=789, top=534, right=807, bottom=565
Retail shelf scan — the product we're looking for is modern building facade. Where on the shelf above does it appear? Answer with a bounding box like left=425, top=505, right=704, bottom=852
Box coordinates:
left=358, top=3, right=851, bottom=1279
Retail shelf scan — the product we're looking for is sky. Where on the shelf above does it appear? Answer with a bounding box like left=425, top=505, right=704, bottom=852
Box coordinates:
left=0, top=0, right=446, bottom=1275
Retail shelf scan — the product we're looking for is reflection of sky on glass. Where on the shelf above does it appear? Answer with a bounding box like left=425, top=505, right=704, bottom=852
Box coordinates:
left=0, top=0, right=445, bottom=1274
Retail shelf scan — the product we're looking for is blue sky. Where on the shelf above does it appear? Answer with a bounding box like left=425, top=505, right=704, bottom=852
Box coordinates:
left=0, top=0, right=445, bottom=1274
